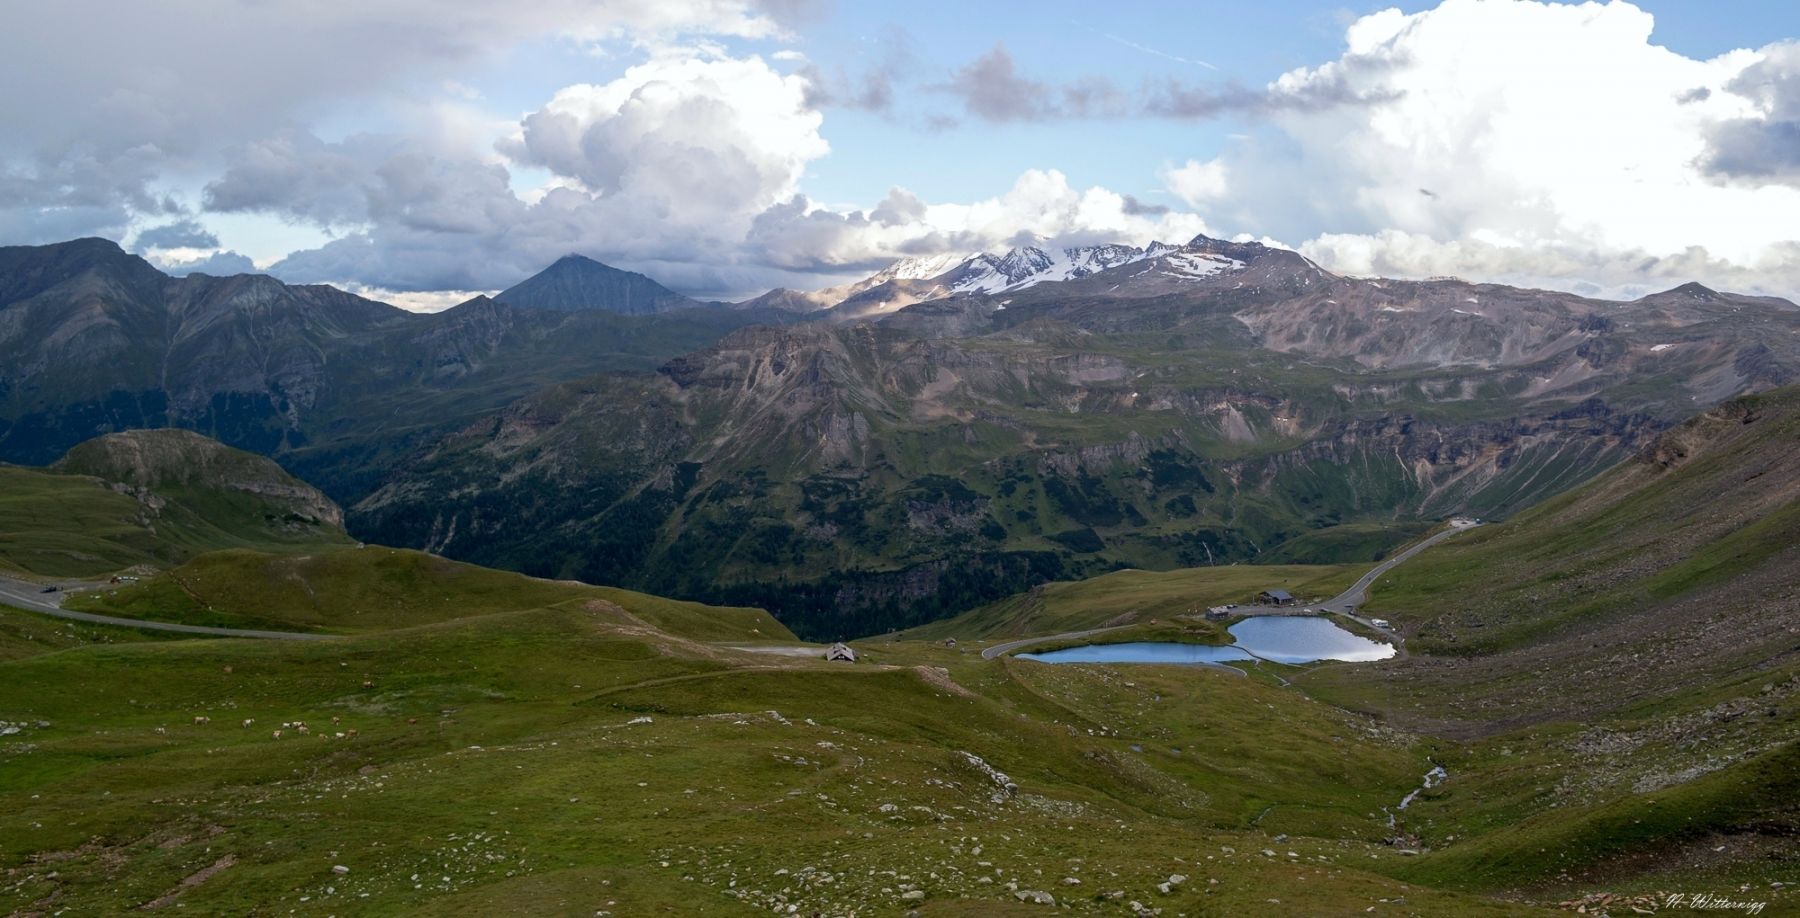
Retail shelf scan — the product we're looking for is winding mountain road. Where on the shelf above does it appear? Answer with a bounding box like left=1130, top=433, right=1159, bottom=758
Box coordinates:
left=981, top=520, right=1480, bottom=660
left=0, top=576, right=334, bottom=641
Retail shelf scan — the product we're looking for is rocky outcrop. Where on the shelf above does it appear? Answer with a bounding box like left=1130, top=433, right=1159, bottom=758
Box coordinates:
left=54, top=428, right=345, bottom=529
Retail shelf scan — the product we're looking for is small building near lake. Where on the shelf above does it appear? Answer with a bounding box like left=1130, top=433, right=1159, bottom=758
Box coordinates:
left=1258, top=589, right=1298, bottom=606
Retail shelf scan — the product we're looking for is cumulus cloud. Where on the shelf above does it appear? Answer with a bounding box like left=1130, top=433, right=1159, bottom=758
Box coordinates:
left=1166, top=0, right=1800, bottom=298
left=745, top=170, right=1209, bottom=275
left=0, top=1, right=814, bottom=243
left=235, top=47, right=1210, bottom=299
left=0, top=0, right=808, bottom=154
left=500, top=54, right=828, bottom=237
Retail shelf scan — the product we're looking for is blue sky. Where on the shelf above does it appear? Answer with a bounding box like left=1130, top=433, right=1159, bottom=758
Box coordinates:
left=2, top=0, right=1798, bottom=305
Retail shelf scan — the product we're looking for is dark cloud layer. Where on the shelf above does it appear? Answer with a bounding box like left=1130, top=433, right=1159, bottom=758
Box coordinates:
left=1702, top=42, right=1800, bottom=184
left=133, top=219, right=222, bottom=251
left=935, top=43, right=1393, bottom=125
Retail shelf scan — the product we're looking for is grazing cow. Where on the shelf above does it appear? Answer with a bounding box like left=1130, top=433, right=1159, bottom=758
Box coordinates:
left=361, top=680, right=374, bottom=689
left=346, top=728, right=359, bottom=738
left=296, top=725, right=310, bottom=735
left=242, top=718, right=255, bottom=728
left=154, top=726, right=167, bottom=735
left=272, top=729, right=283, bottom=739
left=331, top=716, right=341, bottom=724
left=193, top=715, right=210, bottom=725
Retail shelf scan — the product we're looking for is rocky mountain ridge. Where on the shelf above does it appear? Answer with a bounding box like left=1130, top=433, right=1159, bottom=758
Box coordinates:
left=6, top=233, right=1800, bottom=637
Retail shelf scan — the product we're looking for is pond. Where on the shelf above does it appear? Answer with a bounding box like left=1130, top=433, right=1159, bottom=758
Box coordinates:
left=1017, top=616, right=1396, bottom=666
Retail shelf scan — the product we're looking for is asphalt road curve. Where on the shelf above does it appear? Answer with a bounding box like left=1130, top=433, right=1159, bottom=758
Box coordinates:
left=0, top=576, right=335, bottom=641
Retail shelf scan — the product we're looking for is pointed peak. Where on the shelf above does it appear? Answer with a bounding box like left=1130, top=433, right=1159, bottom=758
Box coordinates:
left=547, top=253, right=614, bottom=270
left=447, top=293, right=498, bottom=310
left=497, top=252, right=697, bottom=315
left=1669, top=281, right=1719, bottom=298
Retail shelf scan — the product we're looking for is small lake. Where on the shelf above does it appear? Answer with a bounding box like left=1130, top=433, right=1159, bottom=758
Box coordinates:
left=1018, top=616, right=1396, bottom=666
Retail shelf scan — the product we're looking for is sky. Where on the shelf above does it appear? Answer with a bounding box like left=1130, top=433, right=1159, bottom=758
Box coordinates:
left=2, top=0, right=1798, bottom=309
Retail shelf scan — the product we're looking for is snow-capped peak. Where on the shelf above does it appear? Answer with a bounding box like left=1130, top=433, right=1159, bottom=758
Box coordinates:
left=946, top=242, right=1180, bottom=295
left=872, top=252, right=982, bottom=283
left=830, top=237, right=1256, bottom=312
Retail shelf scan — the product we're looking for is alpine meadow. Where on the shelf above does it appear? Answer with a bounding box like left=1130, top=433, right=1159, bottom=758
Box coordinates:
left=2, top=1, right=1798, bottom=915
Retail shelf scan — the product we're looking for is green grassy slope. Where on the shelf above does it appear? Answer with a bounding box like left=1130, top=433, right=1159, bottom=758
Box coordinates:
left=0, top=465, right=183, bottom=577
left=0, top=602, right=172, bottom=662
left=66, top=545, right=792, bottom=642
left=1287, top=388, right=1800, bottom=897
left=0, top=603, right=1547, bottom=916
left=0, top=430, right=352, bottom=579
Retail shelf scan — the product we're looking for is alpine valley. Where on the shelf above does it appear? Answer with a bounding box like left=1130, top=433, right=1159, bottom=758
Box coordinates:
left=4, top=233, right=1800, bottom=916
left=4, top=235, right=1798, bottom=638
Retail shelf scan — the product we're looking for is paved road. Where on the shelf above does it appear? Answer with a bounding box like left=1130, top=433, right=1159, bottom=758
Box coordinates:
left=981, top=521, right=1481, bottom=660
left=0, top=576, right=336, bottom=641
left=981, top=624, right=1135, bottom=660
left=1312, top=519, right=1479, bottom=614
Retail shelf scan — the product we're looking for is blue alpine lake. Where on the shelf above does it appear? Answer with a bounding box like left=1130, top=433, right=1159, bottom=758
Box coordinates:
left=1018, top=616, right=1396, bottom=666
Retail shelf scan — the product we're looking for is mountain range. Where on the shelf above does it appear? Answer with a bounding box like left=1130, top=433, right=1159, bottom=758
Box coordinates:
left=3, top=233, right=1797, bottom=637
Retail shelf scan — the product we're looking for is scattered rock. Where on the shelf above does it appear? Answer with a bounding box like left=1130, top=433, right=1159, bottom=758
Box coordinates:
left=1014, top=889, right=1056, bottom=906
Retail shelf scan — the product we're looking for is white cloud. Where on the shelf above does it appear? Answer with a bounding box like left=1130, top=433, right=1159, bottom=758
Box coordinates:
left=0, top=1, right=811, bottom=242
left=501, top=53, right=829, bottom=239
left=748, top=172, right=1211, bottom=276
left=1163, top=159, right=1228, bottom=206
left=151, top=249, right=259, bottom=277
left=239, top=48, right=1212, bottom=299
left=1167, top=0, right=1800, bottom=297
left=345, top=287, right=494, bottom=314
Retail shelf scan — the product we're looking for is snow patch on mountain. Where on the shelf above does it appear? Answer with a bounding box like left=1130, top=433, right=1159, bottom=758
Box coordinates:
left=877, top=252, right=983, bottom=283
left=1159, top=251, right=1244, bottom=279
left=944, top=241, right=1198, bottom=296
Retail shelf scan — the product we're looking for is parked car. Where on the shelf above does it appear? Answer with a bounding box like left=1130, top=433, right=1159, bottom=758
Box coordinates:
left=1370, top=618, right=1390, bottom=628
left=39, top=585, right=59, bottom=593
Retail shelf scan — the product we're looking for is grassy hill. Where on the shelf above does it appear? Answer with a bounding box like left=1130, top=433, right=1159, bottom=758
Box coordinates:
left=66, top=545, right=791, bottom=642
left=1, top=430, right=349, bottom=578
